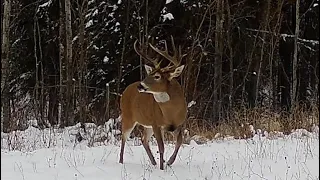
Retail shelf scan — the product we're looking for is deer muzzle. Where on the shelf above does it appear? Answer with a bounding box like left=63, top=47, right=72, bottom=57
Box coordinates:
left=137, top=82, right=149, bottom=92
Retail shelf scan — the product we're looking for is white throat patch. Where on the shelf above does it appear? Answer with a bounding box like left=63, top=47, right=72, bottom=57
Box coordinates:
left=153, top=92, right=170, bottom=103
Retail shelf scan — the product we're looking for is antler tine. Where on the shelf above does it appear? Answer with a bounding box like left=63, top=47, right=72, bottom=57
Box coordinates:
left=134, top=40, right=161, bottom=68
left=149, top=37, right=179, bottom=66
left=170, top=36, right=177, bottom=61
left=178, top=45, right=188, bottom=63
left=149, top=37, right=187, bottom=72
left=149, top=42, right=170, bottom=62
left=164, top=39, right=168, bottom=54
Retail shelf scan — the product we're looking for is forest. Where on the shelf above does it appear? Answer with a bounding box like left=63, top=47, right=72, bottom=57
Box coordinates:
left=1, top=0, right=319, bottom=136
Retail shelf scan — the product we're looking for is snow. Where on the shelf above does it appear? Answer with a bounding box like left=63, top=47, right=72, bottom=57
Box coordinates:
left=162, top=13, right=174, bottom=22
left=180, top=0, right=188, bottom=4
left=93, top=45, right=99, bottom=50
left=187, top=100, right=196, bottom=108
left=245, top=28, right=319, bottom=45
left=161, top=7, right=174, bottom=22
left=12, top=38, right=21, bottom=47
left=109, top=4, right=119, bottom=11
left=103, top=56, right=109, bottom=63
left=85, top=20, right=93, bottom=28
left=88, top=0, right=95, bottom=6
left=166, top=0, right=174, bottom=4
left=1, top=123, right=319, bottom=180
left=19, top=73, right=31, bottom=79
left=39, top=0, right=52, bottom=8
left=92, top=9, right=98, bottom=17
left=72, top=36, right=78, bottom=43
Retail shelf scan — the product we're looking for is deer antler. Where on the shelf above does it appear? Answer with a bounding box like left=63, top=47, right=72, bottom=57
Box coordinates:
left=149, top=36, right=187, bottom=72
left=134, top=40, right=162, bottom=69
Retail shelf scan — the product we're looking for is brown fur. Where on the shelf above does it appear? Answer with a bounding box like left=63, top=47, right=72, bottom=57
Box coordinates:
left=121, top=81, right=186, bottom=127
left=119, top=74, right=187, bottom=170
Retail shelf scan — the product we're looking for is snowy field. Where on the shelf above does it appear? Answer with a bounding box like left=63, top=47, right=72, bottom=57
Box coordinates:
left=1, top=122, right=319, bottom=180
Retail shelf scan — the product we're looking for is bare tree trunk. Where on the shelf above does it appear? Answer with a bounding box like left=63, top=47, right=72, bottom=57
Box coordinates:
left=105, top=84, right=110, bottom=120
left=33, top=17, right=41, bottom=128
left=116, top=0, right=130, bottom=111
left=142, top=0, right=149, bottom=80
left=292, top=0, right=300, bottom=111
left=270, top=2, right=283, bottom=109
left=59, top=0, right=65, bottom=126
left=225, top=0, right=233, bottom=112
left=213, top=0, right=223, bottom=121
left=138, top=6, right=143, bottom=81
left=1, top=0, right=11, bottom=132
left=254, top=0, right=271, bottom=106
left=77, top=0, right=88, bottom=125
left=37, top=18, right=46, bottom=127
left=33, top=16, right=46, bottom=128
left=144, top=0, right=149, bottom=45
left=64, top=0, right=74, bottom=126
left=48, top=86, right=58, bottom=126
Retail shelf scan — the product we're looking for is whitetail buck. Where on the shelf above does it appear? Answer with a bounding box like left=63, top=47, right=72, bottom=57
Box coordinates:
left=119, top=37, right=187, bottom=170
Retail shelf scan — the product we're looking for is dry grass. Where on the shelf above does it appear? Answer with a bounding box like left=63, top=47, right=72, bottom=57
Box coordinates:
left=116, top=105, right=319, bottom=144
left=184, top=105, right=319, bottom=141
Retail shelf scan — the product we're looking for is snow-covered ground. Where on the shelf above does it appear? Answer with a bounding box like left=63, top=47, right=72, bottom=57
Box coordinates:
left=1, top=122, right=319, bottom=180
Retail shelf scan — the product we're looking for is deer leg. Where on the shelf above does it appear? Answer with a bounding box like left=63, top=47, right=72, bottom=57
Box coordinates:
left=119, top=120, right=136, bottom=164
left=142, top=128, right=156, bottom=165
left=153, top=126, right=165, bottom=170
left=167, top=127, right=182, bottom=166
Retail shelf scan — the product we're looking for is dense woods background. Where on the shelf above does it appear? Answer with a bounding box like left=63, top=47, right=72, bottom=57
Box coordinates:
left=1, top=0, right=319, bottom=133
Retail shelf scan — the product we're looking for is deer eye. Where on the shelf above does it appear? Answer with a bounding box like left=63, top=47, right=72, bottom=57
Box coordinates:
left=154, top=75, right=161, bottom=80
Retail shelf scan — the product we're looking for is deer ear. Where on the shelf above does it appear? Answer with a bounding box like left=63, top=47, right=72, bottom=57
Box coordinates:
left=169, top=65, right=185, bottom=80
left=144, top=64, right=153, bottom=75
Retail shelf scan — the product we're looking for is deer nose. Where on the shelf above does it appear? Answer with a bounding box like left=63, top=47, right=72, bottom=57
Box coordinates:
left=137, top=83, right=147, bottom=92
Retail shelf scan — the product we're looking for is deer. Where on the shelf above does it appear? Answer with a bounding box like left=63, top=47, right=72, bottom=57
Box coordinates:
left=119, top=37, right=188, bottom=170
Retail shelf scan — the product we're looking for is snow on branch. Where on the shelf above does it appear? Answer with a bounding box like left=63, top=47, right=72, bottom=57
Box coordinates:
left=245, top=28, right=319, bottom=45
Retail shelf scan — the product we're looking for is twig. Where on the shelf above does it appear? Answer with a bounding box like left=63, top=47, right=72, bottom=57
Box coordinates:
left=245, top=28, right=319, bottom=45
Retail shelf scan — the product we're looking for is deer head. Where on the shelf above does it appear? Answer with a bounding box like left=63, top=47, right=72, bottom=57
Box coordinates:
left=119, top=37, right=188, bottom=170
left=134, top=37, right=186, bottom=96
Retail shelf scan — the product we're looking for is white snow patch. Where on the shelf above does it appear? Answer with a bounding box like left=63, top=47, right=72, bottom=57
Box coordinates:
left=103, top=56, right=109, bottom=63
left=72, top=35, right=78, bottom=42
left=93, top=45, right=99, bottom=50
left=1, top=123, right=319, bottom=180
left=88, top=0, right=95, bottom=5
left=39, top=0, right=52, bottom=8
left=86, top=20, right=93, bottom=28
left=108, top=12, right=115, bottom=18
left=189, top=139, right=198, bottom=146
left=180, top=0, right=188, bottom=4
left=187, top=100, right=196, bottom=108
left=162, top=13, right=174, bottom=22
left=109, top=4, right=118, bottom=11
left=166, top=0, right=174, bottom=4
left=249, top=125, right=255, bottom=134
left=12, top=38, right=21, bottom=47
left=92, top=9, right=98, bottom=16
left=20, top=73, right=30, bottom=79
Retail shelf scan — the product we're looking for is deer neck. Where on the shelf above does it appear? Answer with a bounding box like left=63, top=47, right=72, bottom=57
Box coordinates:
left=154, top=89, right=186, bottom=126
